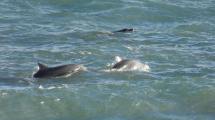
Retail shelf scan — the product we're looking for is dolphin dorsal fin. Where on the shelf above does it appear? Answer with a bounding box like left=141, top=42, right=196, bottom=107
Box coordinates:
left=37, top=63, right=48, bottom=70
left=115, top=56, right=122, bottom=62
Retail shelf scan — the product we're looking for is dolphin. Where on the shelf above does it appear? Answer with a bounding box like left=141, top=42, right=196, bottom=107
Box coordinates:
left=33, top=63, right=86, bottom=78
left=113, top=28, right=134, bottom=33
left=111, top=56, right=150, bottom=72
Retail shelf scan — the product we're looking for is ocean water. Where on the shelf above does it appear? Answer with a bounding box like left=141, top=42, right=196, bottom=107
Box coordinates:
left=0, top=0, right=215, bottom=120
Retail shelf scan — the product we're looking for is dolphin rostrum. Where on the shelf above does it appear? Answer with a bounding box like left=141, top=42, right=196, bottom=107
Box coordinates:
left=33, top=63, right=86, bottom=78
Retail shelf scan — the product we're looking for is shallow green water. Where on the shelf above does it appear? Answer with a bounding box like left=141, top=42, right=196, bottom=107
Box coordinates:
left=0, top=0, right=215, bottom=120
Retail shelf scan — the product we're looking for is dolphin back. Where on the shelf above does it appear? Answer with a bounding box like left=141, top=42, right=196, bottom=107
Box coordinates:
left=113, top=28, right=134, bottom=33
left=33, top=64, right=86, bottom=78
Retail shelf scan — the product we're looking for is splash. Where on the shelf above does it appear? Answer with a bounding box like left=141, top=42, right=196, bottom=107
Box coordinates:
left=109, top=63, right=150, bottom=72
left=103, top=56, right=150, bottom=72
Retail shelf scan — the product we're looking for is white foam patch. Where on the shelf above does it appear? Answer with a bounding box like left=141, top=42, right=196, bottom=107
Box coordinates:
left=38, top=84, right=68, bottom=90
left=62, top=73, right=73, bottom=78
left=40, top=101, right=45, bottom=105
left=38, top=85, right=44, bottom=89
left=1, top=92, right=8, bottom=96
left=103, top=63, right=150, bottom=72
left=54, top=98, right=61, bottom=102
left=47, top=86, right=56, bottom=90
left=124, top=45, right=134, bottom=51
left=115, top=56, right=122, bottom=62
left=133, top=101, right=141, bottom=107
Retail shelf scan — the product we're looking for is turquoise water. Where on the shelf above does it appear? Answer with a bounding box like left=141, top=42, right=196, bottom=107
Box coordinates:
left=0, top=0, right=215, bottom=120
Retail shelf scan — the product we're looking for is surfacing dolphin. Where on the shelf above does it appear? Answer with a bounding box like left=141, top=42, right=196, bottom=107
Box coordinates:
left=113, top=28, right=134, bottom=33
left=33, top=63, right=86, bottom=78
left=111, top=56, right=150, bottom=72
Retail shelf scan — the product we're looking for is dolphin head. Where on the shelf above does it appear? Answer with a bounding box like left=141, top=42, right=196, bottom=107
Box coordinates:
left=112, top=57, right=150, bottom=72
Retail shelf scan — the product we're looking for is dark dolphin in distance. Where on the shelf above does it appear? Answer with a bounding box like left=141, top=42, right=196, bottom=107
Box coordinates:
left=113, top=28, right=134, bottom=33
left=33, top=63, right=86, bottom=78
